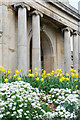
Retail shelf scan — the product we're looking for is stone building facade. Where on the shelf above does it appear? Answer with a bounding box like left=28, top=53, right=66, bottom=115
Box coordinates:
left=0, top=0, right=80, bottom=74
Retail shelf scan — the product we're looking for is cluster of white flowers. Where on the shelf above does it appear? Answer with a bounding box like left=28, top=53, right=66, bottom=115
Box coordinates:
left=0, top=81, right=80, bottom=119
left=0, top=81, right=53, bottom=119
left=49, top=88, right=80, bottom=119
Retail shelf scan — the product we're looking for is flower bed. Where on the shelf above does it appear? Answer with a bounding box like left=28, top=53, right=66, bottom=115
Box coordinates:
left=0, top=66, right=80, bottom=119
left=0, top=81, right=80, bottom=119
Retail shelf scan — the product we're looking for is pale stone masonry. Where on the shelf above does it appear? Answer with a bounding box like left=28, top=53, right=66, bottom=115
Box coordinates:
left=32, top=11, right=41, bottom=72
left=18, top=7, right=27, bottom=74
left=0, top=0, right=80, bottom=73
left=62, top=27, right=72, bottom=74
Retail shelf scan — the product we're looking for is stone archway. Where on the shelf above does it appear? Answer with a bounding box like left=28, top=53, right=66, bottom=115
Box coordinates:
left=29, top=31, right=54, bottom=73
left=41, top=31, right=54, bottom=73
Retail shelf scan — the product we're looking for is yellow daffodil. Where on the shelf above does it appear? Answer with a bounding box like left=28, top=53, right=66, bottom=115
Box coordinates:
left=41, top=78, right=44, bottom=82
left=60, top=74, right=63, bottom=77
left=51, top=72, right=54, bottom=76
left=17, top=77, right=21, bottom=81
left=70, top=68, right=74, bottom=72
left=75, top=85, right=78, bottom=88
left=42, top=72, right=45, bottom=76
left=7, top=69, right=10, bottom=71
left=55, top=72, right=57, bottom=74
left=57, top=74, right=59, bottom=77
left=14, top=74, right=18, bottom=78
left=20, top=69, right=22, bottom=72
left=29, top=69, right=31, bottom=73
left=4, top=78, right=8, bottom=82
left=41, top=75, right=43, bottom=77
left=54, top=75, right=57, bottom=78
left=7, top=71, right=11, bottom=74
left=71, top=73, right=74, bottom=78
left=0, top=66, right=4, bottom=71
left=74, top=70, right=76, bottom=73
left=2, top=69, right=6, bottom=73
left=31, top=74, right=34, bottom=77
left=66, top=78, right=69, bottom=81
left=47, top=73, right=51, bottom=77
left=67, top=82, right=69, bottom=85
left=35, top=72, right=38, bottom=76
left=36, top=77, right=39, bottom=81
left=75, top=79, right=77, bottom=81
left=66, top=73, right=69, bottom=77
left=52, top=70, right=54, bottom=73
left=34, top=68, right=37, bottom=71
left=59, top=69, right=62, bottom=73
left=16, top=70, right=19, bottom=74
left=62, top=73, right=64, bottom=75
left=43, top=70, right=46, bottom=74
left=44, top=75, right=47, bottom=78
left=62, top=77, right=65, bottom=81
left=59, top=78, right=62, bottom=82
left=28, top=74, right=31, bottom=77
left=28, top=73, right=34, bottom=77
left=75, top=74, right=78, bottom=78
left=57, top=69, right=59, bottom=72
left=9, top=76, right=11, bottom=79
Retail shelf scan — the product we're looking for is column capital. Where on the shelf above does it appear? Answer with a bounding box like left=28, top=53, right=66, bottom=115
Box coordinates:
left=30, top=10, right=43, bottom=17
left=14, top=2, right=30, bottom=11
left=72, top=31, right=79, bottom=35
left=62, top=27, right=73, bottom=33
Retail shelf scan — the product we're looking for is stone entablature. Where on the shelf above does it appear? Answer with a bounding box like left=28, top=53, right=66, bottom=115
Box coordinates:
left=49, top=0, right=79, bottom=19
left=0, top=0, right=80, bottom=73
left=0, top=0, right=79, bottom=30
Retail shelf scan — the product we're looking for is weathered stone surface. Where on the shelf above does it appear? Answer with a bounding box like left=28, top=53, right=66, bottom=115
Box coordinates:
left=0, top=0, right=79, bottom=73
left=63, top=27, right=71, bottom=74
left=32, top=14, right=41, bottom=72
left=73, top=32, right=79, bottom=73
left=18, top=7, right=27, bottom=73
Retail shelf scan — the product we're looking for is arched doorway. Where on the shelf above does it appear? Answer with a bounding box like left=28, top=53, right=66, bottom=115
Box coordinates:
left=41, top=31, right=54, bottom=73
left=29, top=31, right=54, bottom=73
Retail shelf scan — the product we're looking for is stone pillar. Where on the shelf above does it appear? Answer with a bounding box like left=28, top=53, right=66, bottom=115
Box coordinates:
left=32, top=11, right=43, bottom=72
left=63, top=27, right=71, bottom=74
left=0, top=6, right=2, bottom=66
left=18, top=7, right=27, bottom=73
left=0, top=32, right=2, bottom=66
left=73, top=31, right=78, bottom=73
left=78, top=1, right=80, bottom=73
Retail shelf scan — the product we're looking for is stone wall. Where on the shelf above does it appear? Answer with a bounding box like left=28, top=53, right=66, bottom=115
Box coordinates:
left=0, top=0, right=79, bottom=73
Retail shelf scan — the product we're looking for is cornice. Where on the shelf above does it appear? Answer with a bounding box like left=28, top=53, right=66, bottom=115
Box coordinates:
left=48, top=0, right=80, bottom=20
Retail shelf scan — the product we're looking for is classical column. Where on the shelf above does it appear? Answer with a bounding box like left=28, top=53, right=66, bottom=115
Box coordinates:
left=0, top=32, right=2, bottom=66
left=73, top=31, right=78, bottom=73
left=78, top=1, right=80, bottom=72
left=32, top=11, right=43, bottom=72
left=0, top=6, right=2, bottom=66
left=18, top=6, right=27, bottom=73
left=63, top=27, right=71, bottom=74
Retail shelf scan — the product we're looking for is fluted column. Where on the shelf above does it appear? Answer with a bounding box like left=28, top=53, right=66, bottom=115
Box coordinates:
left=63, top=27, right=71, bottom=74
left=18, top=6, right=27, bottom=73
left=73, top=31, right=78, bottom=73
left=32, top=11, right=43, bottom=72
